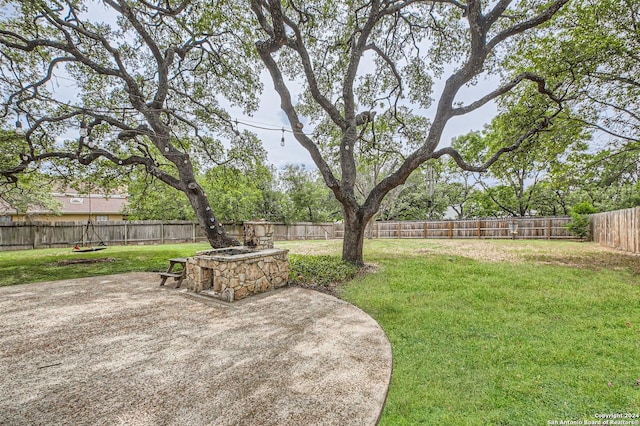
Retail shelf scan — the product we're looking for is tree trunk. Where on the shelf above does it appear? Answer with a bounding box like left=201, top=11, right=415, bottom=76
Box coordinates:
left=151, top=143, right=241, bottom=249
left=184, top=183, right=240, bottom=248
left=341, top=207, right=368, bottom=266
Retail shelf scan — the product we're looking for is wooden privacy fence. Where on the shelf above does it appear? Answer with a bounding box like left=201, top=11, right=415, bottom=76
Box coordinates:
left=591, top=207, right=640, bottom=254
left=3, top=212, right=637, bottom=253
left=273, top=222, right=338, bottom=240
left=0, top=217, right=573, bottom=251
left=0, top=221, right=221, bottom=251
left=335, top=217, right=573, bottom=240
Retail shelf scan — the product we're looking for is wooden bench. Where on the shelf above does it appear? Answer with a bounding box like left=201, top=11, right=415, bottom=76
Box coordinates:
left=159, top=258, right=187, bottom=288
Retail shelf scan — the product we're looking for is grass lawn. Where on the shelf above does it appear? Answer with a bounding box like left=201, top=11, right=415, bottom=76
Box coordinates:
left=1, top=239, right=639, bottom=424
left=0, top=243, right=211, bottom=287
left=281, top=239, right=640, bottom=425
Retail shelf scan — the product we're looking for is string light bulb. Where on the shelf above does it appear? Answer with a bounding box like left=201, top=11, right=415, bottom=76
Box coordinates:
left=280, top=128, right=285, bottom=147
left=14, top=110, right=24, bottom=134
left=424, top=163, right=436, bottom=198
left=79, top=118, right=89, bottom=137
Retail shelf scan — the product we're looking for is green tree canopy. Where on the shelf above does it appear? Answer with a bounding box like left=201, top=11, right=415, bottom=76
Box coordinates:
left=277, top=164, right=341, bottom=223
left=0, top=129, right=62, bottom=216
left=508, top=0, right=640, bottom=173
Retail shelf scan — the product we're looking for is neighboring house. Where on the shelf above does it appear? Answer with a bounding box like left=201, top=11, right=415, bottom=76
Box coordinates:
left=0, top=190, right=129, bottom=223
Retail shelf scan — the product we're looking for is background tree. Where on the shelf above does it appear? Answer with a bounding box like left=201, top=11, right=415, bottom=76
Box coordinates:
left=0, top=129, right=62, bottom=217
left=376, top=163, right=449, bottom=221
left=123, top=170, right=195, bottom=220
left=526, top=180, right=570, bottom=217
left=509, top=0, right=640, bottom=185
left=277, top=164, right=341, bottom=223
left=0, top=0, right=262, bottom=247
left=201, top=163, right=276, bottom=223
left=439, top=134, right=483, bottom=219
left=458, top=86, right=589, bottom=217
left=251, top=0, right=570, bottom=264
left=124, top=157, right=281, bottom=222
left=572, top=147, right=640, bottom=211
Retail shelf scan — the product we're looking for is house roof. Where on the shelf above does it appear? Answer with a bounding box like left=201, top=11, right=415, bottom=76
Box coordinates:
left=51, top=192, right=128, bottom=215
left=0, top=191, right=128, bottom=215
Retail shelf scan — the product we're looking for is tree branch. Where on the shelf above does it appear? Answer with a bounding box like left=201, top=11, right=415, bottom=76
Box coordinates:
left=451, top=72, right=563, bottom=116
left=432, top=108, right=562, bottom=172
left=364, top=43, right=403, bottom=97
left=280, top=8, right=347, bottom=129
left=487, top=0, right=570, bottom=51
left=253, top=44, right=341, bottom=193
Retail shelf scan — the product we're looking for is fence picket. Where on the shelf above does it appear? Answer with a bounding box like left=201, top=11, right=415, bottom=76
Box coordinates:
left=592, top=207, right=640, bottom=254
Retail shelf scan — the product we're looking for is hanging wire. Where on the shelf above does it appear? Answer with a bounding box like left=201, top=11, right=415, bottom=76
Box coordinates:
left=233, top=118, right=310, bottom=137
left=230, top=117, right=410, bottom=143
left=13, top=98, right=413, bottom=149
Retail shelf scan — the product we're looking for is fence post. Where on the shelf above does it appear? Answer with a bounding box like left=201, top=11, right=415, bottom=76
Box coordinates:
left=448, top=221, right=454, bottom=239
left=32, top=223, right=39, bottom=249
left=477, top=220, right=482, bottom=239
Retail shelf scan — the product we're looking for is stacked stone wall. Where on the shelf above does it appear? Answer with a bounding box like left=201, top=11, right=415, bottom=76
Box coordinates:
left=243, top=221, right=274, bottom=250
left=184, top=248, right=289, bottom=302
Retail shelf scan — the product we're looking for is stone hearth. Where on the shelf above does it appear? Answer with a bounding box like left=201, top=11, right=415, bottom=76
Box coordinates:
left=182, top=222, right=289, bottom=302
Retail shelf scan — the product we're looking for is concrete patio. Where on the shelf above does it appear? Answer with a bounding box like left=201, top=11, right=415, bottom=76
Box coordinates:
left=0, top=273, right=392, bottom=425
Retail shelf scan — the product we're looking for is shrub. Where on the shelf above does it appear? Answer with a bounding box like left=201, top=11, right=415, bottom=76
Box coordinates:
left=288, top=254, right=359, bottom=288
left=565, top=202, right=596, bottom=239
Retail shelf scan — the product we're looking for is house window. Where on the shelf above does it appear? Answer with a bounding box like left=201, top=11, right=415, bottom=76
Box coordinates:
left=0, top=216, right=11, bottom=222
left=95, top=215, right=109, bottom=222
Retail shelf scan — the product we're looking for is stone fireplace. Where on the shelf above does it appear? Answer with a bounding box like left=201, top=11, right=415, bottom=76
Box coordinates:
left=243, top=221, right=275, bottom=250
left=183, top=222, right=289, bottom=302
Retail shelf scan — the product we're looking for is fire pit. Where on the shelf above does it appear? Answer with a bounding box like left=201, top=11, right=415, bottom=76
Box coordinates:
left=209, top=248, right=255, bottom=256
left=182, top=222, right=289, bottom=302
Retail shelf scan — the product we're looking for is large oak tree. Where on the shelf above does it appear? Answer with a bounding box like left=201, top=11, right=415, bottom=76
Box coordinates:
left=0, top=0, right=262, bottom=247
left=251, top=0, right=569, bottom=264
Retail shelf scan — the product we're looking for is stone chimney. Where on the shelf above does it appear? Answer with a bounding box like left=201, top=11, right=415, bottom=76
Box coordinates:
left=243, top=221, right=274, bottom=250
